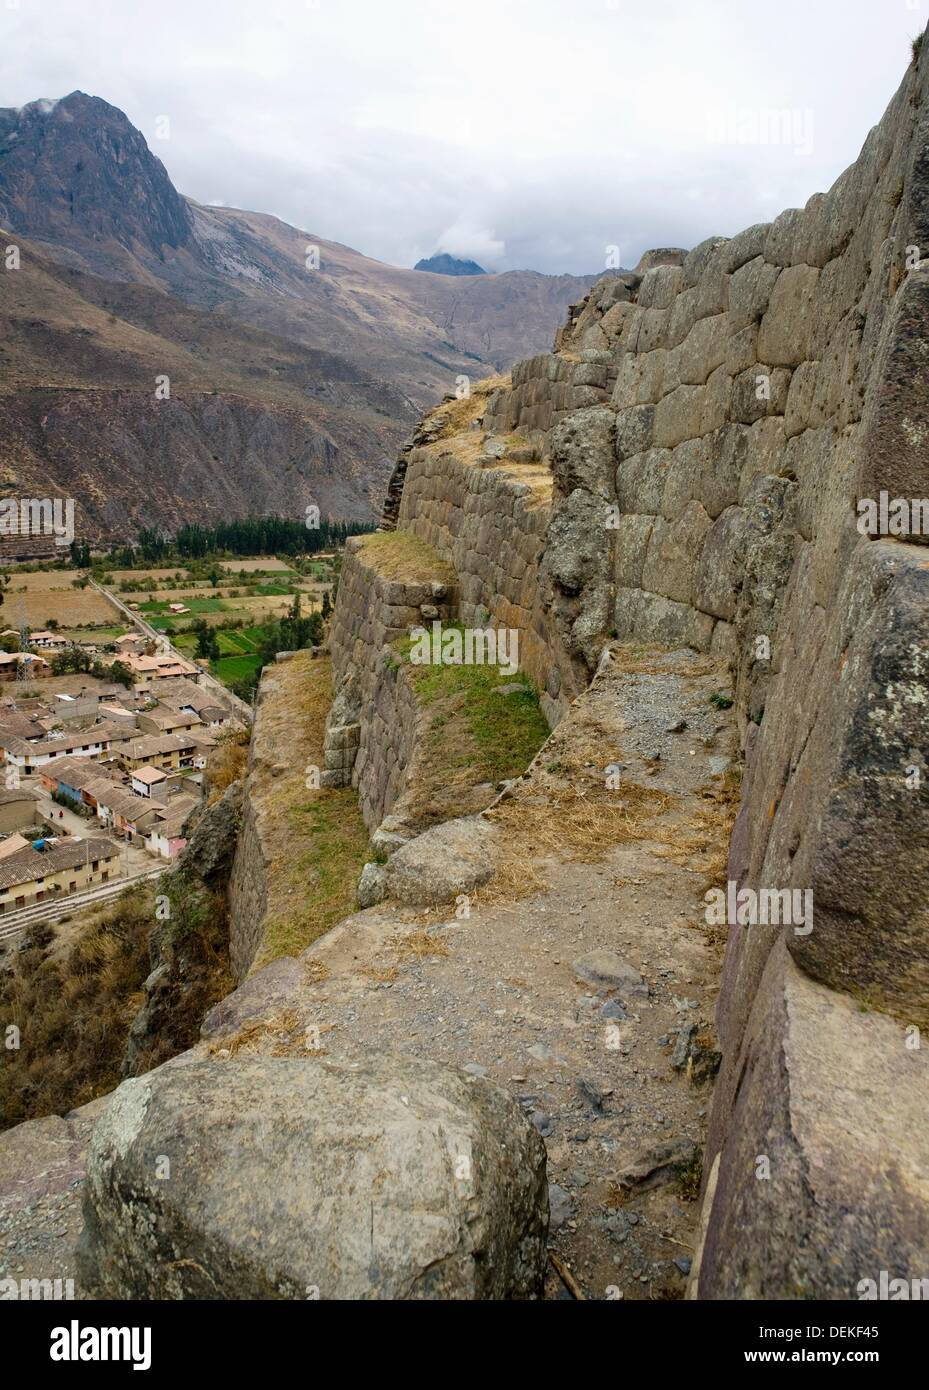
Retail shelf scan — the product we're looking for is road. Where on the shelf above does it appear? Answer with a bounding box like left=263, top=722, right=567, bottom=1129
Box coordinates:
left=89, top=579, right=253, bottom=723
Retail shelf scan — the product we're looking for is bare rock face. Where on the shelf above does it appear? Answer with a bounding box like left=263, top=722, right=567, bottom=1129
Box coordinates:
left=179, top=780, right=243, bottom=886
left=384, top=816, right=500, bottom=906
left=693, top=941, right=929, bottom=1299
left=77, top=1054, right=548, bottom=1300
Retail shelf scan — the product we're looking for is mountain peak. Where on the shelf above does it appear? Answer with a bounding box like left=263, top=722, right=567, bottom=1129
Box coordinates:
left=0, top=90, right=191, bottom=268
left=414, top=253, right=487, bottom=276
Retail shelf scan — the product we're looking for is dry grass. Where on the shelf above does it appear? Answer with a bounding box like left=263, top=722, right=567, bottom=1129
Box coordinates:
left=353, top=530, right=455, bottom=585
left=207, top=728, right=250, bottom=800
left=651, top=776, right=740, bottom=891
left=389, top=928, right=450, bottom=960
left=424, top=373, right=510, bottom=440
left=3, top=574, right=115, bottom=628
left=488, top=779, right=673, bottom=860
left=247, top=653, right=373, bottom=972
left=606, top=643, right=721, bottom=679
left=0, top=872, right=231, bottom=1129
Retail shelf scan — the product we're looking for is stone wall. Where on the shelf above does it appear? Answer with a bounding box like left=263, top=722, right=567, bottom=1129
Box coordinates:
left=376, top=41, right=929, bottom=1297
left=325, top=533, right=455, bottom=832
left=395, top=447, right=582, bottom=722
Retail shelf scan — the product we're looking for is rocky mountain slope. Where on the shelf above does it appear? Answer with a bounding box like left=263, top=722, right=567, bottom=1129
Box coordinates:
left=0, top=93, right=602, bottom=536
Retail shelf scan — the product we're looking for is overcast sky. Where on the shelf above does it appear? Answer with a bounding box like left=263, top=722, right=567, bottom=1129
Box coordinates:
left=1, top=0, right=923, bottom=274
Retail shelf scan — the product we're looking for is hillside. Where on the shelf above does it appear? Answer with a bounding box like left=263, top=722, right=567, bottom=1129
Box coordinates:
left=0, top=93, right=602, bottom=536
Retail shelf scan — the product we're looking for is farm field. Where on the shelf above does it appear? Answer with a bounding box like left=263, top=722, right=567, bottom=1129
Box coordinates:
left=213, top=653, right=263, bottom=684
left=58, top=625, right=127, bottom=643
left=218, top=557, right=293, bottom=573
left=3, top=571, right=116, bottom=628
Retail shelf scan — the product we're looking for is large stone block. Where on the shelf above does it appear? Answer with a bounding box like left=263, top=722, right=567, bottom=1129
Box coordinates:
left=653, top=384, right=706, bottom=449
left=693, top=941, right=929, bottom=1299
left=616, top=446, right=672, bottom=515
left=641, top=500, right=712, bottom=606
left=78, top=1054, right=549, bottom=1300
left=384, top=815, right=500, bottom=907
left=615, top=404, right=656, bottom=461
left=757, top=264, right=821, bottom=367
left=678, top=313, right=730, bottom=386
left=785, top=541, right=929, bottom=1019
left=729, top=257, right=781, bottom=333
left=551, top=406, right=616, bottom=499
left=694, top=505, right=747, bottom=621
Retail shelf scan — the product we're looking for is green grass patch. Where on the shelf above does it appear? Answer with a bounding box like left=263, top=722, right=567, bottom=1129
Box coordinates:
left=59, top=625, right=127, bottom=642
left=399, top=627, right=549, bottom=783
left=250, top=654, right=372, bottom=970
left=213, top=653, right=263, bottom=684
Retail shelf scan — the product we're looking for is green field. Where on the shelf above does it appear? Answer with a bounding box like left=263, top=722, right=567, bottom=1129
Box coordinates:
left=59, top=625, right=127, bottom=642
left=213, top=653, right=263, bottom=683
left=140, top=597, right=227, bottom=615
left=215, top=627, right=267, bottom=655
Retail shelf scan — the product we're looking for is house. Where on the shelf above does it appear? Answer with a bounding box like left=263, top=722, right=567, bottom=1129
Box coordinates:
left=116, top=731, right=213, bottom=774
left=37, top=757, right=161, bottom=839
left=148, top=681, right=236, bottom=729
left=131, top=765, right=168, bottom=798
left=4, top=721, right=134, bottom=775
left=147, top=809, right=189, bottom=861
left=90, top=783, right=161, bottom=839
left=0, top=711, right=47, bottom=742
left=137, top=708, right=203, bottom=736
left=0, top=832, right=30, bottom=861
left=167, top=603, right=189, bottom=614
left=0, top=653, right=51, bottom=682
left=107, top=652, right=200, bottom=691
left=28, top=631, right=69, bottom=650
left=113, top=634, right=145, bottom=653
left=196, top=705, right=231, bottom=730
left=0, top=837, right=121, bottom=913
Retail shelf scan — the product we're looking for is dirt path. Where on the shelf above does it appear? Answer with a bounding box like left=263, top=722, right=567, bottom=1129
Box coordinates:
left=209, top=643, right=739, bottom=1300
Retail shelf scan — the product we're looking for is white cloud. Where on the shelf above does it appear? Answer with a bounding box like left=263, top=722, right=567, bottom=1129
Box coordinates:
left=0, top=0, right=923, bottom=273
left=436, top=220, right=506, bottom=268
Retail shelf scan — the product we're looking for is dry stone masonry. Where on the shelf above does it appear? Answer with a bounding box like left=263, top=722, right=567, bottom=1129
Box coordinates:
left=331, top=39, right=929, bottom=1296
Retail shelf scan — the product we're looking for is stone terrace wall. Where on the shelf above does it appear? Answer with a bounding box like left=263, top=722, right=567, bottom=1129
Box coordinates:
left=382, top=39, right=929, bottom=1297
left=325, top=534, right=455, bottom=832
left=396, top=447, right=580, bottom=723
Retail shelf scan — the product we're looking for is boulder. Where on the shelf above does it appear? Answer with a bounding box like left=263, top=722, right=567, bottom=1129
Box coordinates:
left=384, top=816, right=499, bottom=906
left=357, top=861, right=388, bottom=908
left=200, top=955, right=304, bottom=1041
left=77, top=1053, right=548, bottom=1300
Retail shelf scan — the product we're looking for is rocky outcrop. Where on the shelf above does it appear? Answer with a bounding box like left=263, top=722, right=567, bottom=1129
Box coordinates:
left=77, top=1053, right=548, bottom=1300
left=181, top=781, right=243, bottom=885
